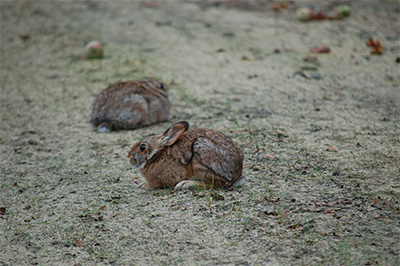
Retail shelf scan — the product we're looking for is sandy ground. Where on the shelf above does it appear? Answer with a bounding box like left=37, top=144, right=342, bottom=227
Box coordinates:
left=1, top=0, right=400, bottom=265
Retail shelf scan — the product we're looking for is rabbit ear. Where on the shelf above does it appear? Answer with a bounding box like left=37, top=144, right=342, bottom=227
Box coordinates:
left=160, top=121, right=189, bottom=146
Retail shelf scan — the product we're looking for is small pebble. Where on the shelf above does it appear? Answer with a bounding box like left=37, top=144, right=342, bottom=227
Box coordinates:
left=86, top=41, right=103, bottom=59
left=296, top=7, right=313, bottom=21
left=311, top=73, right=322, bottom=80
left=336, top=5, right=351, bottom=17
left=156, top=19, right=172, bottom=26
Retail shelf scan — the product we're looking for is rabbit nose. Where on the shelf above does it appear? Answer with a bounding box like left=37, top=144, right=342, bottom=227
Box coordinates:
left=129, top=155, right=137, bottom=165
left=128, top=152, right=136, bottom=164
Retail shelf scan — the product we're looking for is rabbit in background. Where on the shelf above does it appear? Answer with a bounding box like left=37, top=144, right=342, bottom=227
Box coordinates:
left=128, top=121, right=246, bottom=189
left=90, top=77, right=171, bottom=132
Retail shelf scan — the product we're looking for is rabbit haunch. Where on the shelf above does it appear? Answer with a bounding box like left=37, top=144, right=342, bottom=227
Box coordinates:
left=90, top=78, right=171, bottom=132
left=128, top=121, right=245, bottom=189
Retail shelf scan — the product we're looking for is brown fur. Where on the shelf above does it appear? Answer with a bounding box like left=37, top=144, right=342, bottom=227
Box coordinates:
left=90, top=77, right=171, bottom=132
left=128, top=121, right=245, bottom=189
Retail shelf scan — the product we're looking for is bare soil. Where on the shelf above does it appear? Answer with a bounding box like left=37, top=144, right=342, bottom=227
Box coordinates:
left=1, top=1, right=399, bottom=265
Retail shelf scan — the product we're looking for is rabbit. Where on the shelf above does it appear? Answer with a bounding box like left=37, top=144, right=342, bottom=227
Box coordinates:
left=90, top=77, right=171, bottom=132
left=128, top=121, right=246, bottom=189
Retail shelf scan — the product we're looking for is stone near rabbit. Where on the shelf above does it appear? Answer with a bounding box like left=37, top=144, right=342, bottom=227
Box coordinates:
left=128, top=121, right=246, bottom=189
left=90, top=77, right=171, bottom=132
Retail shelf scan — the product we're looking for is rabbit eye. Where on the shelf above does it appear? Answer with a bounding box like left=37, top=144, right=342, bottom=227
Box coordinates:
left=159, top=83, right=164, bottom=89
left=139, top=144, right=147, bottom=152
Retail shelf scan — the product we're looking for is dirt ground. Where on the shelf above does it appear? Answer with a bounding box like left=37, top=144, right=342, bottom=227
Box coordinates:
left=1, top=0, right=399, bottom=265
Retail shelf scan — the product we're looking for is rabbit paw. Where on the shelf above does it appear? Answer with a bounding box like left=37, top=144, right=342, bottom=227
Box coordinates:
left=174, top=180, right=196, bottom=190
left=232, top=177, right=246, bottom=188
left=97, top=124, right=111, bottom=133
left=139, top=182, right=150, bottom=189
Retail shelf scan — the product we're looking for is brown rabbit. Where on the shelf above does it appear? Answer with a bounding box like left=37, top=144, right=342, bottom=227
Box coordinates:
left=128, top=121, right=246, bottom=189
left=90, top=77, right=171, bottom=132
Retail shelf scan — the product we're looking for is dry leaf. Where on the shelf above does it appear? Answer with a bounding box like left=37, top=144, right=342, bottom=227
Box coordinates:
left=327, top=145, right=338, bottom=152
left=324, top=208, right=342, bottom=214
left=311, top=12, right=328, bottom=20
left=367, top=38, right=384, bottom=55
left=332, top=232, right=344, bottom=237
left=141, top=1, right=158, bottom=8
left=264, top=206, right=277, bottom=215
left=19, top=34, right=31, bottom=41
left=194, top=191, right=205, bottom=197
left=340, top=199, right=351, bottom=204
left=265, top=154, right=276, bottom=161
left=310, top=46, right=331, bottom=53
left=74, top=239, right=87, bottom=247
left=303, top=56, right=320, bottom=65
left=170, top=205, right=180, bottom=211
left=270, top=1, right=292, bottom=11
left=91, top=213, right=103, bottom=221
